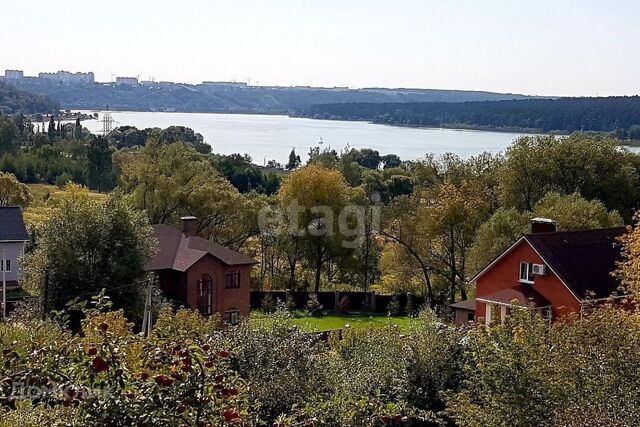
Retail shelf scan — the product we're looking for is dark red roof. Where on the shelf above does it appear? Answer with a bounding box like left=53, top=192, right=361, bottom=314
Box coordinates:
left=145, top=224, right=256, bottom=272
left=451, top=299, right=476, bottom=310
left=524, top=227, right=626, bottom=300
left=479, top=284, right=551, bottom=307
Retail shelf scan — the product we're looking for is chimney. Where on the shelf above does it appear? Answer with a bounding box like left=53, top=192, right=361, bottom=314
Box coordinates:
left=531, top=218, right=556, bottom=234
left=180, top=216, right=198, bottom=237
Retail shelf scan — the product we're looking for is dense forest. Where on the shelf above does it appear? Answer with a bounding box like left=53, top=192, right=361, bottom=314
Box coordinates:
left=5, top=78, right=535, bottom=113
left=0, top=83, right=59, bottom=114
left=299, top=96, right=640, bottom=135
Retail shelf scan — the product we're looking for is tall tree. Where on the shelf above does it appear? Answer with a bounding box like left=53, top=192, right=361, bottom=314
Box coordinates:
left=277, top=165, right=349, bottom=292
left=86, top=136, right=114, bottom=193
left=0, top=172, right=32, bottom=207
left=21, top=185, right=154, bottom=318
left=286, top=148, right=301, bottom=170
left=117, top=140, right=261, bottom=248
left=47, top=115, right=56, bottom=141
left=0, top=115, right=18, bottom=154
left=74, top=117, right=83, bottom=140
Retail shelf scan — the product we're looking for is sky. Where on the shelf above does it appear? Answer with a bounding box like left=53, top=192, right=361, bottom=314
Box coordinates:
left=1, top=0, right=640, bottom=97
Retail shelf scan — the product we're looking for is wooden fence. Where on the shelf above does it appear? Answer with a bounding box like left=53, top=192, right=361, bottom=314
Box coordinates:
left=250, top=290, right=425, bottom=315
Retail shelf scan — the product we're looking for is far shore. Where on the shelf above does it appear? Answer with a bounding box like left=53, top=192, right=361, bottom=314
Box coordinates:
left=56, top=108, right=640, bottom=148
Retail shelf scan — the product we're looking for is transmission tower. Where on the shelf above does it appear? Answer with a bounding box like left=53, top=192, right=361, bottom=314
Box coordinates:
left=101, top=111, right=114, bottom=136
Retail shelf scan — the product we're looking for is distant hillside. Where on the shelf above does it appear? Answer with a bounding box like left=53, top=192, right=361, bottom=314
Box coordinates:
left=5, top=78, right=538, bottom=113
left=0, top=83, right=59, bottom=114
left=297, top=96, right=640, bottom=134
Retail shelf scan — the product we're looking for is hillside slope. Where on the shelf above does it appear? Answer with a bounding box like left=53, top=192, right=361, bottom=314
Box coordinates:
left=6, top=79, right=538, bottom=113
left=298, top=96, right=640, bottom=133
left=0, top=83, right=59, bottom=114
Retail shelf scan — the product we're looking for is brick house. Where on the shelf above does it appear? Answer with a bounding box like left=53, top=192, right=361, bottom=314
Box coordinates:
left=144, top=217, right=256, bottom=323
left=452, top=219, right=627, bottom=326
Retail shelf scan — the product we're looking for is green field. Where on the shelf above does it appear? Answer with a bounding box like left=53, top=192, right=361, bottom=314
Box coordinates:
left=252, top=312, right=414, bottom=332
left=24, top=184, right=109, bottom=225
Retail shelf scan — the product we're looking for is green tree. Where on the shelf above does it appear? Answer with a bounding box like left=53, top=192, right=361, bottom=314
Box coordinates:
left=628, top=124, right=640, bottom=140
left=0, top=171, right=32, bottom=207
left=47, top=115, right=56, bottom=141
left=277, top=165, right=350, bottom=292
left=533, top=192, right=623, bottom=231
left=286, top=148, right=301, bottom=170
left=381, top=182, right=489, bottom=303
left=86, top=136, right=114, bottom=192
left=468, top=207, right=530, bottom=275
left=74, top=117, right=83, bottom=140
left=22, top=185, right=154, bottom=318
left=118, top=140, right=261, bottom=248
left=0, top=115, right=18, bottom=154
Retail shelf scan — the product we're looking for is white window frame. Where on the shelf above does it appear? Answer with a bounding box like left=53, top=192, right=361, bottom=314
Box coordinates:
left=519, top=262, right=534, bottom=284
left=0, top=259, right=10, bottom=273
left=225, top=309, right=240, bottom=325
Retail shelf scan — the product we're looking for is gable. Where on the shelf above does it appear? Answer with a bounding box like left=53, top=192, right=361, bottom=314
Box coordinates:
left=475, top=240, right=581, bottom=314
left=472, top=227, right=626, bottom=303
left=145, top=224, right=256, bottom=273
left=0, top=207, right=28, bottom=242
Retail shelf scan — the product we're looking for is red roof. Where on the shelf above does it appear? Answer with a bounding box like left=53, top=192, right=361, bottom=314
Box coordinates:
left=145, top=224, right=256, bottom=272
left=524, top=227, right=626, bottom=300
left=478, top=284, right=551, bottom=308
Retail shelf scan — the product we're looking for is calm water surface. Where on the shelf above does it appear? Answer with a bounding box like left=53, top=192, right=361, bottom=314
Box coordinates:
left=79, top=111, right=528, bottom=163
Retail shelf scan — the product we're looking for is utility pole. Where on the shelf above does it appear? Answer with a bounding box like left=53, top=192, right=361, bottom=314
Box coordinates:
left=2, top=249, right=6, bottom=321
left=42, top=269, right=50, bottom=320
left=141, top=280, right=153, bottom=337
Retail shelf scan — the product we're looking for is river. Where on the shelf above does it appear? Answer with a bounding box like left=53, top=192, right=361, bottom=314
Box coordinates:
left=78, top=111, right=528, bottom=163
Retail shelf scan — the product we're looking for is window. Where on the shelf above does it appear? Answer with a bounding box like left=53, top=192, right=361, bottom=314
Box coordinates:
left=224, top=309, right=240, bottom=325
left=224, top=271, right=240, bottom=289
left=0, top=259, right=10, bottom=273
left=519, top=262, right=534, bottom=283
left=198, top=274, right=213, bottom=315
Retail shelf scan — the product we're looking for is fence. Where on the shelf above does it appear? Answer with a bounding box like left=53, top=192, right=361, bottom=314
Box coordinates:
left=250, top=290, right=426, bottom=315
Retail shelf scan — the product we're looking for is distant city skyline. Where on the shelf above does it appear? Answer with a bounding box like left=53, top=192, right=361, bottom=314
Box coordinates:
left=2, top=0, right=640, bottom=97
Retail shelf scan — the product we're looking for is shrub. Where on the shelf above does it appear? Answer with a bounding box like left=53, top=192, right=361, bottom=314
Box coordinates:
left=305, top=293, right=324, bottom=316
left=260, top=293, right=275, bottom=313
left=387, top=296, right=401, bottom=316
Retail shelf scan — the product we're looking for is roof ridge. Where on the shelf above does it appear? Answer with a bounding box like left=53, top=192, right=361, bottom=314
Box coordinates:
left=525, top=226, right=626, bottom=237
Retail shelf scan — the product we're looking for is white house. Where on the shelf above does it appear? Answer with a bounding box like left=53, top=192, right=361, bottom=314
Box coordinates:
left=0, top=207, right=29, bottom=287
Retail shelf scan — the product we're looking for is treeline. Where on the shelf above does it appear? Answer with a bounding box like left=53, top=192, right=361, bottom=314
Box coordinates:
left=0, top=119, right=283, bottom=195
left=105, top=132, right=640, bottom=305
left=299, top=96, right=640, bottom=135
left=0, top=83, right=59, bottom=114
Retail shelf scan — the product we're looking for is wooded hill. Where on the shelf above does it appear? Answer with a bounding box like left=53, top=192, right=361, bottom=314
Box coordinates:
left=298, top=96, right=640, bottom=134
left=0, top=83, right=59, bottom=114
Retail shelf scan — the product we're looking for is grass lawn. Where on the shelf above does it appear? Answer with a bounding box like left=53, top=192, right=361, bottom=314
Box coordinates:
left=252, top=312, right=414, bottom=332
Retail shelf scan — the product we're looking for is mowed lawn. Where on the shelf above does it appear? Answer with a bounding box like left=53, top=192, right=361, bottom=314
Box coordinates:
left=252, top=313, right=414, bottom=332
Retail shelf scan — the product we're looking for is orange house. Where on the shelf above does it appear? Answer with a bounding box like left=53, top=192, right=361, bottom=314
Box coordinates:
left=452, top=219, right=627, bottom=325
left=145, top=217, right=256, bottom=323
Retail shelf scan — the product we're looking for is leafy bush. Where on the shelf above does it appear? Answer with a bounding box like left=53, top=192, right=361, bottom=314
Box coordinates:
left=305, top=293, right=324, bottom=316
left=260, top=293, right=275, bottom=313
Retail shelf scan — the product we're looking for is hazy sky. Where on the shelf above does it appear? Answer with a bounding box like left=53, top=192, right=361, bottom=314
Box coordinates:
left=2, top=0, right=639, bottom=96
